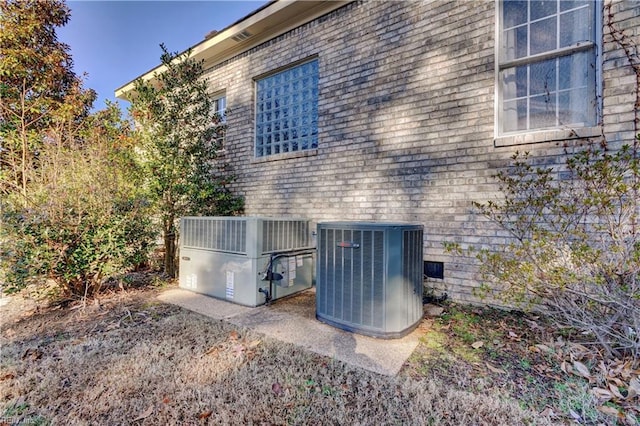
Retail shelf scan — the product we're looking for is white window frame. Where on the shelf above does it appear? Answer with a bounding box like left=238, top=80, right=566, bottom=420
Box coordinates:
left=211, top=91, right=227, bottom=149
left=494, top=0, right=602, bottom=144
left=212, top=92, right=227, bottom=124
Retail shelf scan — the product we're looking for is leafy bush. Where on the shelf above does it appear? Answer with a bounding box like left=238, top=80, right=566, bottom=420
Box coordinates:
left=0, top=104, right=156, bottom=298
left=0, top=1, right=156, bottom=299
left=448, top=141, right=640, bottom=361
left=130, top=44, right=243, bottom=278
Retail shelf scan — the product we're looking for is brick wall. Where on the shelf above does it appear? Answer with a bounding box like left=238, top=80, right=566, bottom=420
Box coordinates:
left=202, top=0, right=639, bottom=304
left=603, top=0, right=640, bottom=144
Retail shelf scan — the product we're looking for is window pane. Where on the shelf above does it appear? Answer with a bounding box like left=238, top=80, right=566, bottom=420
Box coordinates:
left=530, top=93, right=557, bottom=128
left=255, top=59, right=319, bottom=157
left=558, top=53, right=596, bottom=126
left=560, top=7, right=593, bottom=47
left=530, top=59, right=556, bottom=96
left=558, top=88, right=594, bottom=126
left=503, top=25, right=528, bottom=61
left=504, top=0, right=528, bottom=28
left=531, top=0, right=557, bottom=20
left=530, top=16, right=557, bottom=55
left=503, top=98, right=528, bottom=132
left=558, top=51, right=591, bottom=91
left=502, top=66, right=528, bottom=100
left=560, top=0, right=589, bottom=12
left=212, top=95, right=227, bottom=125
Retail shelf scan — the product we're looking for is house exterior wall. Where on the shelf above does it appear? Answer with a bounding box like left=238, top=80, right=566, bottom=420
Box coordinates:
left=203, top=0, right=639, bottom=304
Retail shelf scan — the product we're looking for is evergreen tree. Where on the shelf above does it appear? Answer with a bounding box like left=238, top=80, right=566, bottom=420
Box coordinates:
left=131, top=44, right=242, bottom=278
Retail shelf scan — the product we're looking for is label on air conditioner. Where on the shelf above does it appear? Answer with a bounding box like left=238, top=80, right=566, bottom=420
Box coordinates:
left=225, top=271, right=234, bottom=299
left=337, top=241, right=360, bottom=249
left=185, top=273, right=197, bottom=289
left=288, top=257, right=297, bottom=286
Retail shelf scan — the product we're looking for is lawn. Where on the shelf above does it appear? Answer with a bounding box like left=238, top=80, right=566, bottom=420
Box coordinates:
left=1, top=284, right=637, bottom=425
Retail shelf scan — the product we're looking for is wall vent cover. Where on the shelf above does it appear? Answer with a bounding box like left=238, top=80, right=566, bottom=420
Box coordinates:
left=231, top=30, right=252, bottom=42
left=316, top=222, right=423, bottom=338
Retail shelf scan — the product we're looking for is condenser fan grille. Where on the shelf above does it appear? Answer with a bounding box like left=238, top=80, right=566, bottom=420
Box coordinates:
left=182, top=217, right=247, bottom=254
left=317, top=228, right=385, bottom=328
left=261, top=220, right=311, bottom=254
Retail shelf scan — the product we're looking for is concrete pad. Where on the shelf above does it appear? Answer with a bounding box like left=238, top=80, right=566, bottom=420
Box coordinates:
left=158, top=288, right=424, bottom=376
left=158, top=288, right=254, bottom=320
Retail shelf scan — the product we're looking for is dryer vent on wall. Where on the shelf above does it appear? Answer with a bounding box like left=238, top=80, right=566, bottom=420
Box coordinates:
left=316, top=222, right=424, bottom=338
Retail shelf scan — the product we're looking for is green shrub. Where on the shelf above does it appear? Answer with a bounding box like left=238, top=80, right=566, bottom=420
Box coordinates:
left=1, top=200, right=154, bottom=297
left=448, top=141, right=640, bottom=361
left=0, top=103, right=157, bottom=298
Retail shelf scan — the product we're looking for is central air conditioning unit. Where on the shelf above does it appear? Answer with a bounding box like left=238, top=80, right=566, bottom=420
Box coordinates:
left=316, top=222, right=424, bottom=338
left=179, top=216, right=314, bottom=307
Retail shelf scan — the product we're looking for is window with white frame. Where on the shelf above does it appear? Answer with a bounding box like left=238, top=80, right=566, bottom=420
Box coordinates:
left=212, top=93, right=227, bottom=124
left=497, top=0, right=599, bottom=135
left=255, top=59, right=319, bottom=157
left=211, top=93, right=227, bottom=148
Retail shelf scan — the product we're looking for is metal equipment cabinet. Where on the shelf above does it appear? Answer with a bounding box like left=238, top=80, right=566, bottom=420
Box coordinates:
left=316, top=222, right=424, bottom=338
left=179, top=216, right=314, bottom=307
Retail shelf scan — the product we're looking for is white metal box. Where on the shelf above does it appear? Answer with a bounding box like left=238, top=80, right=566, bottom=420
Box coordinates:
left=179, top=216, right=314, bottom=306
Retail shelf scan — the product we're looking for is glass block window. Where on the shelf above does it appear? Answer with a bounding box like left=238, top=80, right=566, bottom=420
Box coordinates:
left=497, top=0, right=598, bottom=135
left=255, top=59, right=319, bottom=157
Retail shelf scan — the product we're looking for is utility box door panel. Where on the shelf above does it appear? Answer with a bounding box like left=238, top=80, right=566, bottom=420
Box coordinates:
left=179, top=248, right=267, bottom=307
left=271, top=253, right=314, bottom=300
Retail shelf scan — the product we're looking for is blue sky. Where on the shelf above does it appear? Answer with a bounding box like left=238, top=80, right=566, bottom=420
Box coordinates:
left=58, top=1, right=267, bottom=111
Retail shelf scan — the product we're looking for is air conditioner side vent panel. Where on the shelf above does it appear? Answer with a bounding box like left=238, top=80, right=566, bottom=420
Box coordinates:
left=261, top=219, right=311, bottom=254
left=182, top=217, right=247, bottom=254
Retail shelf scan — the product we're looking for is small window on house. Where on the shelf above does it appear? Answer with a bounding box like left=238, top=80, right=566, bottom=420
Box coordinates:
left=255, top=59, right=319, bottom=157
left=211, top=93, right=227, bottom=148
left=212, top=93, right=227, bottom=124
left=497, top=0, right=598, bottom=135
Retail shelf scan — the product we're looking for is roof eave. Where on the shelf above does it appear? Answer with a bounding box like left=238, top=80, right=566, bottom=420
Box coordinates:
left=115, top=0, right=351, bottom=101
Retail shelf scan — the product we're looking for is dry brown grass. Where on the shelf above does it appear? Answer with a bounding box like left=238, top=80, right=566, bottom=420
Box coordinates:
left=0, top=287, right=549, bottom=425
left=404, top=304, right=640, bottom=425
